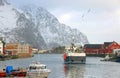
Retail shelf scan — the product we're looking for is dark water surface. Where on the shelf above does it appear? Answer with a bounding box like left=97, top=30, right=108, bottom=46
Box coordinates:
left=0, top=54, right=120, bottom=78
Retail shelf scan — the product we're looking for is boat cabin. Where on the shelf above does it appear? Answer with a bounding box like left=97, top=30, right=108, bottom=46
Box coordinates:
left=28, top=62, right=46, bottom=70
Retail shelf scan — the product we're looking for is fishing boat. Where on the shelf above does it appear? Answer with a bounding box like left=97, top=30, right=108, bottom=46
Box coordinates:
left=0, top=70, right=6, bottom=77
left=63, top=37, right=86, bottom=64
left=0, top=66, right=27, bottom=77
left=101, top=49, right=120, bottom=62
left=27, top=62, right=51, bottom=78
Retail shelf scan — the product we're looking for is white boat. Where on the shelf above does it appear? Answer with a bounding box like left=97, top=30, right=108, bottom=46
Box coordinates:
left=27, top=62, right=51, bottom=78
left=63, top=43, right=86, bottom=64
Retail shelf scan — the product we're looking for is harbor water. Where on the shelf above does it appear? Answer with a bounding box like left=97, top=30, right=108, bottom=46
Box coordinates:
left=0, top=54, right=120, bottom=78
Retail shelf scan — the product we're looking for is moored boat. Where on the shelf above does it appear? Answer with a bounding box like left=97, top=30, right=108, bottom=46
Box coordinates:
left=101, top=49, right=120, bottom=62
left=0, top=70, right=6, bottom=77
left=63, top=42, right=86, bottom=64
left=0, top=66, right=27, bottom=77
left=27, top=62, right=51, bottom=78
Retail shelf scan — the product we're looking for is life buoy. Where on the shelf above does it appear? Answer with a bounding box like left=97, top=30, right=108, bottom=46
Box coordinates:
left=64, top=53, right=67, bottom=60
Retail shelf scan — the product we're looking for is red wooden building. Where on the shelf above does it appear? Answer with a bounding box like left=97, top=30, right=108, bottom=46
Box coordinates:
left=83, top=41, right=120, bottom=55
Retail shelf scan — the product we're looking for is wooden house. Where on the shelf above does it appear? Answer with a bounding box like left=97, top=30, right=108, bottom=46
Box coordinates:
left=83, top=41, right=120, bottom=55
left=103, top=41, right=120, bottom=54
left=83, top=44, right=103, bottom=54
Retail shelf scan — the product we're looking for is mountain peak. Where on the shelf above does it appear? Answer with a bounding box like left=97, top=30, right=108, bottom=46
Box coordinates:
left=0, top=0, right=10, bottom=6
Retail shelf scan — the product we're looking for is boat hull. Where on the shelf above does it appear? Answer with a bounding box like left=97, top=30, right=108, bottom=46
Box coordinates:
left=0, top=71, right=6, bottom=77
left=0, top=70, right=27, bottom=77
left=27, top=72, right=50, bottom=78
left=109, top=57, right=120, bottom=62
left=11, top=70, right=27, bottom=77
left=64, top=56, right=86, bottom=64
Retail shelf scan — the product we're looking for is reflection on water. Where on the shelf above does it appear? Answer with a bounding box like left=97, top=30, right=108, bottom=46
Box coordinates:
left=64, top=64, right=85, bottom=78
left=0, top=54, right=120, bottom=78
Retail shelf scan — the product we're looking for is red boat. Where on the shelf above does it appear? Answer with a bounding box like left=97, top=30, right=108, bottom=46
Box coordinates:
left=11, top=69, right=27, bottom=77
left=0, top=71, right=6, bottom=77
left=0, top=66, right=27, bottom=77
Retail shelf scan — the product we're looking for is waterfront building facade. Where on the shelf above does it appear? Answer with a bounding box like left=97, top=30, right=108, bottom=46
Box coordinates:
left=84, top=41, right=120, bottom=55
left=5, top=43, right=33, bottom=58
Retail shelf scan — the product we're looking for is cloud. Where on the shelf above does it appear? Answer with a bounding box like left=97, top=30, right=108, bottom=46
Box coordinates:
left=9, top=0, right=120, bottom=10
left=9, top=0, right=120, bottom=43
left=59, top=13, right=72, bottom=23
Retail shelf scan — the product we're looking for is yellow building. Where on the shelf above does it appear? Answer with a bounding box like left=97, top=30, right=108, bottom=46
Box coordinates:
left=5, top=43, right=33, bottom=58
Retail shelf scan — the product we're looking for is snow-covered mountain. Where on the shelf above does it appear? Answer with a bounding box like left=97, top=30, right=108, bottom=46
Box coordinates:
left=0, top=0, right=89, bottom=49
left=21, top=6, right=89, bottom=48
left=0, top=0, right=47, bottom=49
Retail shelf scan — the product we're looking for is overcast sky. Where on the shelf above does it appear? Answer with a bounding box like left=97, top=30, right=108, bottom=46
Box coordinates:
left=9, top=0, right=120, bottom=44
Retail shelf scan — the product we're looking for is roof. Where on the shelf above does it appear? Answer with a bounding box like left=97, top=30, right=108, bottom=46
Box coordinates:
left=104, top=42, right=113, bottom=47
left=84, top=44, right=102, bottom=49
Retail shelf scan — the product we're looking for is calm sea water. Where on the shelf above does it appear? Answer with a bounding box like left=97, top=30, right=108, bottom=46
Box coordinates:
left=0, top=54, right=120, bottom=78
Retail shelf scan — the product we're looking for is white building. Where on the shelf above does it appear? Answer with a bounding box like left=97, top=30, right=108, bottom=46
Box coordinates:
left=0, top=38, right=5, bottom=55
